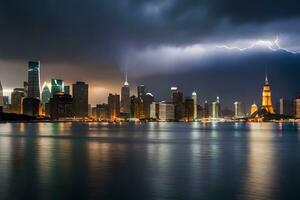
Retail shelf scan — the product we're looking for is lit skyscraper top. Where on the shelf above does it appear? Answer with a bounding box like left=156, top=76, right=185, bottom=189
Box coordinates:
left=262, top=74, right=275, bottom=114
left=28, top=61, right=41, bottom=99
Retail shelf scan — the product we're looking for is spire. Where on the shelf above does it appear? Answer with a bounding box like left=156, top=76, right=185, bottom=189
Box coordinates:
left=265, top=73, right=269, bottom=85
left=124, top=71, right=129, bottom=86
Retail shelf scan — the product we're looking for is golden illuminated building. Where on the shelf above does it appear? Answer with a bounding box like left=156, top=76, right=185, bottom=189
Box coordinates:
left=261, top=74, right=275, bottom=114
left=250, top=103, right=258, bottom=115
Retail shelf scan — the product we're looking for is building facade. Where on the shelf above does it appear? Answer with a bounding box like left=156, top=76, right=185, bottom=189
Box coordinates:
left=121, top=78, right=130, bottom=114
left=108, top=94, right=120, bottom=120
left=11, top=88, right=25, bottom=114
left=27, top=61, right=41, bottom=99
left=51, top=79, right=64, bottom=96
left=22, top=97, right=41, bottom=116
left=49, top=93, right=73, bottom=119
left=72, top=81, right=89, bottom=117
left=262, top=74, right=275, bottom=114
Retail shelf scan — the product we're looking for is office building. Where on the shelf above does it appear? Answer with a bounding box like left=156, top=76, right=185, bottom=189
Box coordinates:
left=3, top=96, right=9, bottom=105
left=22, top=97, right=41, bottom=116
left=210, top=97, right=221, bottom=119
left=158, top=102, right=175, bottom=121
left=51, top=79, right=64, bottom=96
left=192, top=91, right=197, bottom=120
left=49, top=93, right=73, bottom=119
left=150, top=102, right=159, bottom=119
left=108, top=93, right=120, bottom=120
left=72, top=81, right=89, bottom=117
left=93, top=104, right=109, bottom=120
left=143, top=93, right=154, bottom=119
left=276, top=98, right=294, bottom=116
left=130, top=95, right=139, bottom=118
left=295, top=96, right=300, bottom=119
left=41, top=84, right=51, bottom=111
left=121, top=74, right=130, bottom=114
left=262, top=74, right=275, bottom=114
left=137, top=85, right=146, bottom=98
left=11, top=88, right=25, bottom=114
left=234, top=101, right=243, bottom=118
left=64, top=85, right=70, bottom=95
left=185, top=98, right=194, bottom=121
left=171, top=86, right=184, bottom=121
left=27, top=61, right=41, bottom=99
left=203, top=100, right=209, bottom=118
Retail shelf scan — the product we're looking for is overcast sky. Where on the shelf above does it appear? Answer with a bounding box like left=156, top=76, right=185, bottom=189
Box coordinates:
left=0, top=0, right=300, bottom=108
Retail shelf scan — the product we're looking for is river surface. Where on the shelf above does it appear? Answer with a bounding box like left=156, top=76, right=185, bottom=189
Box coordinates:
left=0, top=122, right=300, bottom=200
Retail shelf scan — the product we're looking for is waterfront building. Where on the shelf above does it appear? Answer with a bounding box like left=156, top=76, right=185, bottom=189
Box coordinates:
left=295, top=96, right=300, bottom=119
left=203, top=100, right=209, bottom=118
left=108, top=93, right=120, bottom=120
left=261, top=74, right=275, bottom=114
left=143, top=93, right=154, bottom=119
left=171, top=86, right=184, bottom=121
left=234, top=101, right=243, bottom=118
left=11, top=88, right=25, bottom=114
left=51, top=79, right=64, bottom=96
left=185, top=97, right=194, bottom=121
left=27, top=61, right=41, bottom=99
left=250, top=103, right=258, bottom=115
left=49, top=93, right=73, bottom=119
left=137, top=85, right=146, bottom=99
left=72, top=81, right=89, bottom=117
left=22, top=97, right=41, bottom=117
left=210, top=97, right=221, bottom=119
left=64, top=85, right=70, bottom=95
left=94, top=104, right=109, bottom=120
left=150, top=102, right=159, bottom=119
left=121, top=74, right=130, bottom=114
left=41, top=84, right=51, bottom=112
left=192, top=91, right=197, bottom=120
left=158, top=102, right=175, bottom=121
left=276, top=98, right=294, bottom=116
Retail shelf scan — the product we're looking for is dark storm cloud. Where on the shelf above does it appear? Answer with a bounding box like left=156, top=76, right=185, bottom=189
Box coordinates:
left=0, top=0, right=300, bottom=63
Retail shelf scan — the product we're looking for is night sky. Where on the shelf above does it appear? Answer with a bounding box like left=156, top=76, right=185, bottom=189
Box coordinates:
left=0, top=0, right=300, bottom=108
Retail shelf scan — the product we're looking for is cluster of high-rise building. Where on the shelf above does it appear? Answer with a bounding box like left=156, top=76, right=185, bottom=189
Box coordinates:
left=1, top=63, right=300, bottom=121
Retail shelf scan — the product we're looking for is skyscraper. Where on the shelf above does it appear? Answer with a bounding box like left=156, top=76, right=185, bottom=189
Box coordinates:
left=137, top=85, right=146, bottom=98
left=143, top=93, right=154, bottom=119
left=11, top=88, right=25, bottom=114
left=192, top=91, right=197, bottom=120
left=276, top=98, right=294, bottom=116
left=262, top=74, right=275, bottom=114
left=72, top=81, right=89, bottom=117
left=0, top=81, right=3, bottom=107
left=51, top=79, right=64, bottom=96
left=64, top=85, right=70, bottom=95
left=108, top=93, right=120, bottom=120
left=203, top=100, right=209, bottom=118
left=49, top=93, right=73, bottom=119
left=121, top=74, right=130, bottom=114
left=295, top=96, right=300, bottom=119
left=210, top=97, right=220, bottom=119
left=234, top=101, right=243, bottom=118
left=171, top=86, right=184, bottom=121
left=185, top=97, right=194, bottom=121
left=22, top=97, right=41, bottom=116
left=28, top=61, right=41, bottom=99
left=41, top=84, right=51, bottom=111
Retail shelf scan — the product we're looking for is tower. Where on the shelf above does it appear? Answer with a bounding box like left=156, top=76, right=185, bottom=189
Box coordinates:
left=28, top=61, right=41, bottom=99
left=121, top=72, right=130, bottom=114
left=192, top=91, right=197, bottom=120
left=261, top=74, right=275, bottom=114
left=72, top=81, right=89, bottom=117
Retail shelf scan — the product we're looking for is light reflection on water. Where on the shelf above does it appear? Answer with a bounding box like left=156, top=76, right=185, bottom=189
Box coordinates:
left=0, top=122, right=299, bottom=200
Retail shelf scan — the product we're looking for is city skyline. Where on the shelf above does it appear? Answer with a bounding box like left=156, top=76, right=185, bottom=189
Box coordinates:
left=0, top=1, right=300, bottom=107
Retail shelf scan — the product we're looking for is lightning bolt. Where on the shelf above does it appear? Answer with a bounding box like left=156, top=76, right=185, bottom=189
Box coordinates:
left=216, top=37, right=300, bottom=54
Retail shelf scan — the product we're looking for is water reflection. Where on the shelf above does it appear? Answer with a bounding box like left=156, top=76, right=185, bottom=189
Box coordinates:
left=0, top=122, right=299, bottom=200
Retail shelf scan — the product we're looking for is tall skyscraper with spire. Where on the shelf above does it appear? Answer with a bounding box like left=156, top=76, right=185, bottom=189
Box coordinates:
left=0, top=81, right=3, bottom=107
left=28, top=61, right=41, bottom=99
left=121, top=72, right=130, bottom=114
left=261, top=74, right=275, bottom=114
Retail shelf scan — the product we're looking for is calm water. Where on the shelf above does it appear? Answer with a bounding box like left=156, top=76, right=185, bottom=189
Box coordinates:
left=0, top=122, right=300, bottom=200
